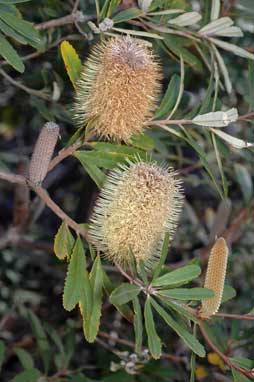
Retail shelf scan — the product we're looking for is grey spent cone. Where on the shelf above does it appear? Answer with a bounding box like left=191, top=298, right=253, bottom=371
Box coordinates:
left=29, top=122, right=60, bottom=185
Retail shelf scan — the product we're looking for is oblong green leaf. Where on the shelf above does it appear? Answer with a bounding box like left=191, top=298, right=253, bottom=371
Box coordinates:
left=152, top=265, right=201, bottom=287
left=150, top=298, right=205, bottom=357
left=84, top=256, right=104, bottom=343
left=110, top=283, right=141, bottom=305
left=0, top=19, right=27, bottom=44
left=155, top=75, right=180, bottom=119
left=0, top=0, right=31, bottom=3
left=0, top=340, right=5, bottom=373
left=60, top=40, right=82, bottom=88
left=14, top=348, right=34, bottom=370
left=113, top=8, right=143, bottom=23
left=0, top=33, right=24, bottom=72
left=158, top=287, right=214, bottom=300
left=133, top=297, right=143, bottom=354
left=144, top=298, right=162, bottom=359
left=12, top=368, right=41, bottom=382
left=158, top=296, right=198, bottom=322
left=63, top=237, right=87, bottom=311
left=0, top=10, right=40, bottom=47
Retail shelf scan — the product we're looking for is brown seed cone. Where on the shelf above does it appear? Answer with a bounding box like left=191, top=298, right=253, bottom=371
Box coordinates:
left=200, top=237, right=229, bottom=319
left=74, top=36, right=161, bottom=142
left=88, top=159, right=184, bottom=269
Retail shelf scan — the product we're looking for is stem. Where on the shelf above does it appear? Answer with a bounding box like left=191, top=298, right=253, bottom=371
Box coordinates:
left=214, top=312, right=254, bottom=320
left=198, top=321, right=254, bottom=379
left=0, top=68, right=50, bottom=101
left=0, top=171, right=88, bottom=240
left=98, top=331, right=185, bottom=363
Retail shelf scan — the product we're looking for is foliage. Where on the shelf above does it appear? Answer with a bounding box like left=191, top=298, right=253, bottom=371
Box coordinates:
left=0, top=0, right=254, bottom=381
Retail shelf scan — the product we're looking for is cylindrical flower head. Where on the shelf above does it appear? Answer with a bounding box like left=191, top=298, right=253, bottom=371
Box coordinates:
left=89, top=159, right=184, bottom=268
left=200, top=237, right=229, bottom=319
left=74, top=36, right=161, bottom=142
left=29, top=122, right=59, bottom=185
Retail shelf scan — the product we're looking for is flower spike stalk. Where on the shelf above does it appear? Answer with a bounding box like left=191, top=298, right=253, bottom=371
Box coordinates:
left=74, top=36, right=161, bottom=142
left=200, top=237, right=229, bottom=319
left=89, top=159, right=184, bottom=268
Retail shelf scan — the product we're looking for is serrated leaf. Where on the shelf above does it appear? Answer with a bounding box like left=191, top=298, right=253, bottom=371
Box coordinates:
left=14, top=348, right=34, bottom=370
left=60, top=40, right=82, bottom=88
left=155, top=75, right=180, bottom=119
left=211, top=128, right=254, bottom=149
left=192, top=108, right=238, bottom=127
left=0, top=10, right=40, bottom=47
left=210, top=37, right=254, bottom=60
left=221, top=285, right=236, bottom=304
left=133, top=297, right=143, bottom=353
left=83, top=256, right=104, bottom=343
left=11, top=368, right=41, bottom=382
left=63, top=237, right=86, bottom=311
left=110, top=283, right=141, bottom=305
left=54, top=222, right=74, bottom=260
left=26, top=310, right=50, bottom=372
left=151, top=298, right=205, bottom=357
left=113, top=8, right=143, bottom=23
left=152, top=265, right=201, bottom=288
left=168, top=12, right=202, bottom=27
left=0, top=33, right=24, bottom=72
left=79, top=268, right=93, bottom=342
left=0, top=340, right=5, bottom=372
left=144, top=298, right=162, bottom=359
left=158, top=287, right=214, bottom=300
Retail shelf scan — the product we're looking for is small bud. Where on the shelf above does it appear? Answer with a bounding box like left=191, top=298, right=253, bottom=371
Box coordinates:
left=89, top=159, right=184, bottom=268
left=200, top=237, right=229, bottom=319
left=29, top=122, right=59, bottom=185
left=74, top=36, right=161, bottom=142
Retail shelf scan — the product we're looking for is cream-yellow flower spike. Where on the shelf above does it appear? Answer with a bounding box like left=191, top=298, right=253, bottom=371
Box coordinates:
left=74, top=36, right=161, bottom=142
left=89, top=159, right=184, bottom=269
left=200, top=237, right=229, bottom=319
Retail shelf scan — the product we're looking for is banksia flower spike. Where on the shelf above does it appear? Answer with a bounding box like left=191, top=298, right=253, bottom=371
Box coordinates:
left=74, top=36, right=161, bottom=142
left=89, top=159, right=184, bottom=268
left=200, top=237, right=229, bottom=319
left=29, top=122, right=59, bottom=185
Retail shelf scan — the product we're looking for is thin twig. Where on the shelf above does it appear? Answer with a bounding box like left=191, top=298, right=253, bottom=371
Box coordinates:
left=99, top=331, right=185, bottom=363
left=48, top=130, right=94, bottom=172
left=198, top=321, right=254, bottom=379
left=0, top=171, right=88, bottom=240
left=214, top=312, right=254, bottom=320
left=0, top=68, right=50, bottom=101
